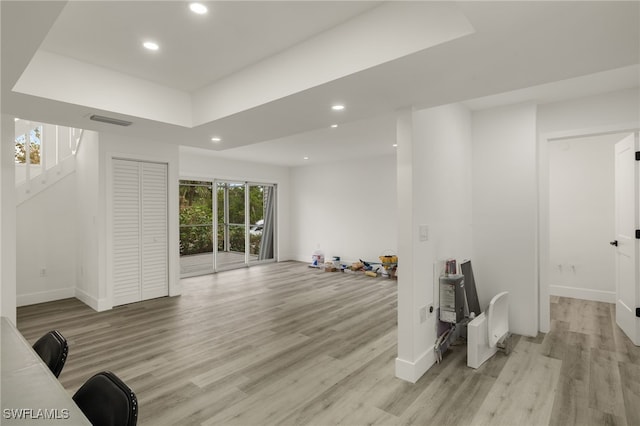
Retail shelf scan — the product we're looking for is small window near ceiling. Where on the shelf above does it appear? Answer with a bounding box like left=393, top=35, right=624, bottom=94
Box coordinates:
left=15, top=126, right=42, bottom=165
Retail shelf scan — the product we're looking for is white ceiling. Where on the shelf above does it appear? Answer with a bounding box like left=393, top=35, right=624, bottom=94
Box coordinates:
left=2, top=1, right=639, bottom=167
left=40, top=1, right=381, bottom=92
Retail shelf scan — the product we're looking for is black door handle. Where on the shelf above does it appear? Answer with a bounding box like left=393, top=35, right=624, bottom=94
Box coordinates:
left=610, top=240, right=618, bottom=247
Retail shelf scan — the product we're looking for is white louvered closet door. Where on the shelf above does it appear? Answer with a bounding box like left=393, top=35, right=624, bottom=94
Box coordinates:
left=112, top=159, right=168, bottom=306
left=140, top=162, right=168, bottom=300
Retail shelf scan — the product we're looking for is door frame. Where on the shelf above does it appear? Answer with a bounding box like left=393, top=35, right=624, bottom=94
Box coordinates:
left=538, top=122, right=639, bottom=333
left=107, top=152, right=180, bottom=311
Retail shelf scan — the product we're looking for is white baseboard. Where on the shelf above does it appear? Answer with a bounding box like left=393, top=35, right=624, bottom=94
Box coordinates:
left=395, top=347, right=436, bottom=383
left=74, top=288, right=110, bottom=312
left=549, top=285, right=615, bottom=303
left=17, top=287, right=75, bottom=307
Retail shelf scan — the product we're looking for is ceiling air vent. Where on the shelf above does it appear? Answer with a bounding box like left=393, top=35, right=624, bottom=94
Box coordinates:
left=89, top=114, right=132, bottom=127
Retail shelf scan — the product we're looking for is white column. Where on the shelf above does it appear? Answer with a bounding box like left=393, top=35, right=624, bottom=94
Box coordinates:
left=396, top=103, right=474, bottom=383
left=395, top=109, right=416, bottom=381
left=1, top=114, right=17, bottom=323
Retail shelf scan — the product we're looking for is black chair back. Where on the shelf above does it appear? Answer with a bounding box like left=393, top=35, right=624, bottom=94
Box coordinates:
left=32, top=330, right=68, bottom=378
left=73, top=371, right=138, bottom=426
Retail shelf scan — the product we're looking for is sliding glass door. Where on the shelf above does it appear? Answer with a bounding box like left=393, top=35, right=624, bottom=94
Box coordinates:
left=215, top=181, right=277, bottom=270
left=179, top=179, right=276, bottom=277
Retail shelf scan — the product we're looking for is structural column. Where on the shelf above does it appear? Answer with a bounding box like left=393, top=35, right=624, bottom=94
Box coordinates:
left=1, top=114, right=17, bottom=323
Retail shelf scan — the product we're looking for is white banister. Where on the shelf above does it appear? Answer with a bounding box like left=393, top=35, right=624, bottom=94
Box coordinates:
left=14, top=119, right=86, bottom=198
left=71, top=129, right=84, bottom=155
left=24, top=132, right=31, bottom=183
left=40, top=125, right=46, bottom=174
left=55, top=125, right=59, bottom=166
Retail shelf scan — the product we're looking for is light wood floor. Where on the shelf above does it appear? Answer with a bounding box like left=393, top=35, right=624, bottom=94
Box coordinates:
left=17, top=262, right=640, bottom=426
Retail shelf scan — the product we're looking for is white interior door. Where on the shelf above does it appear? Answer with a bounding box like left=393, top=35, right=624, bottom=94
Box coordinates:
left=614, top=132, right=639, bottom=345
left=112, top=159, right=168, bottom=306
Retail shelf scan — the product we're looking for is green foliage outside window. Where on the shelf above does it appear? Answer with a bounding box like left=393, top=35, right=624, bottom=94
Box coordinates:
left=180, top=181, right=267, bottom=256
left=180, top=182, right=213, bottom=256
left=15, top=127, right=42, bottom=164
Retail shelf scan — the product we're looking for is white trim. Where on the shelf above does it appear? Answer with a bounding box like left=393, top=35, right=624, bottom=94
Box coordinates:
left=75, top=288, right=110, bottom=312
left=549, top=285, right=616, bottom=304
left=538, top=120, right=640, bottom=334
left=542, top=122, right=640, bottom=142
left=394, top=347, right=435, bottom=383
left=17, top=288, right=75, bottom=307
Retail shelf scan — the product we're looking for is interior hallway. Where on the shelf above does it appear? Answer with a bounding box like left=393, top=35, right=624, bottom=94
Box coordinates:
left=16, top=262, right=640, bottom=425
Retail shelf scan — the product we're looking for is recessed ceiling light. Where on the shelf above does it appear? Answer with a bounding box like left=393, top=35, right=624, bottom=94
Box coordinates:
left=14, top=118, right=19, bottom=122
left=211, top=137, right=221, bottom=142
left=330, top=124, right=338, bottom=128
left=143, top=41, right=159, bottom=51
left=189, top=3, right=208, bottom=14
left=303, top=156, right=309, bottom=160
left=331, top=104, right=345, bottom=111
left=392, top=143, right=398, bottom=147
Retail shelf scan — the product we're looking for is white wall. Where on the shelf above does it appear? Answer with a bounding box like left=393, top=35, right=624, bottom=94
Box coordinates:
left=75, top=130, right=101, bottom=309
left=472, top=103, right=538, bottom=338
left=1, top=114, right=17, bottom=322
left=538, top=88, right=639, bottom=135
left=16, top=173, right=77, bottom=306
left=289, top=154, right=396, bottom=264
left=548, top=134, right=623, bottom=302
left=180, top=147, right=292, bottom=261
left=396, top=103, right=472, bottom=382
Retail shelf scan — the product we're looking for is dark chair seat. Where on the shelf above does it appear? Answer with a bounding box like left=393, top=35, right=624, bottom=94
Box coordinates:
left=73, top=371, right=138, bottom=426
left=32, top=330, right=68, bottom=378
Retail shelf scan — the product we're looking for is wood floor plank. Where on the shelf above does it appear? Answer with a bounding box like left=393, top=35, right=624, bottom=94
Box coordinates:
left=548, top=334, right=591, bottom=426
left=297, top=389, right=399, bottom=426
left=469, top=341, right=562, bottom=426
left=588, top=348, right=626, bottom=417
left=540, top=320, right=569, bottom=359
left=618, top=361, right=640, bottom=426
left=548, top=375, right=590, bottom=426
left=201, top=354, right=345, bottom=426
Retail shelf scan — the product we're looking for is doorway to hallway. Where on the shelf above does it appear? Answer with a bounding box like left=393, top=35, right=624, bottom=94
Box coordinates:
left=542, top=129, right=639, bottom=346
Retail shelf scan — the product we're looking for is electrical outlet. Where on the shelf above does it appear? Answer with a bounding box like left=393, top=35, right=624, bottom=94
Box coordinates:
left=419, top=306, right=427, bottom=323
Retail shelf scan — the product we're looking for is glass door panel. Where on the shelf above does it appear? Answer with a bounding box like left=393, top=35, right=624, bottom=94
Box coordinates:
left=179, top=180, right=213, bottom=277
left=212, top=181, right=277, bottom=271
left=249, top=184, right=275, bottom=263
left=216, top=182, right=246, bottom=270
